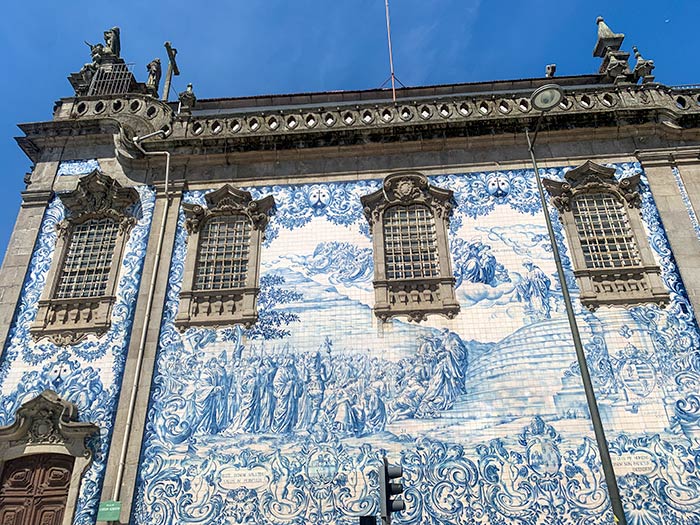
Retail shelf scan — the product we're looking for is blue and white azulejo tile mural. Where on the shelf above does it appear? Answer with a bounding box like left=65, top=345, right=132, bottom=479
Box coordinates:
left=56, top=158, right=101, bottom=177
left=0, top=184, right=155, bottom=525
left=132, top=164, right=700, bottom=524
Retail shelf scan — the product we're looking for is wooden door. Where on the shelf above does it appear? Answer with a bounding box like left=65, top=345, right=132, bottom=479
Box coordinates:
left=0, top=454, right=74, bottom=525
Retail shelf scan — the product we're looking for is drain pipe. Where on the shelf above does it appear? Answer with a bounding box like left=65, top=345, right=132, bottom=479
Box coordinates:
left=112, top=129, right=170, bottom=504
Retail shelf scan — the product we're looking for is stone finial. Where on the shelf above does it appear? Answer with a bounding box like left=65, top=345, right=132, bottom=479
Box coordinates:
left=593, top=16, right=625, bottom=57
left=632, top=46, right=655, bottom=84
left=178, top=83, right=197, bottom=113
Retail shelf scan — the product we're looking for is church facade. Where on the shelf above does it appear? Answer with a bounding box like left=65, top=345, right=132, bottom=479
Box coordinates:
left=1, top=19, right=700, bottom=525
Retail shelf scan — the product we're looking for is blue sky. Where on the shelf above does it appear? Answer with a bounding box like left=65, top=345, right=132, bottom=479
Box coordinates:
left=1, top=1, right=698, bottom=259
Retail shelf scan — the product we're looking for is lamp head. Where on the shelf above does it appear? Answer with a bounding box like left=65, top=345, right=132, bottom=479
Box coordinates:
left=531, top=84, right=564, bottom=112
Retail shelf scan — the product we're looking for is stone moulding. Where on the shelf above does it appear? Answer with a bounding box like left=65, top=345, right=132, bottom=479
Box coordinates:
left=362, top=171, right=459, bottom=322
left=63, top=93, right=174, bottom=140
left=175, top=184, right=275, bottom=330
left=15, top=85, right=700, bottom=164
left=0, top=390, right=98, bottom=525
left=543, top=160, right=669, bottom=309
left=49, top=85, right=700, bottom=141
left=30, top=170, right=139, bottom=346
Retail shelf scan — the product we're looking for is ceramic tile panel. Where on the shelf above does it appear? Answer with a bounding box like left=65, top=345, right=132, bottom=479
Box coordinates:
left=0, top=184, right=155, bottom=524
left=132, top=163, right=700, bottom=524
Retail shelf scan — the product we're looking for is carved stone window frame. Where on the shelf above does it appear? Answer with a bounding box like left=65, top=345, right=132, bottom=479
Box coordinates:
left=362, top=171, right=460, bottom=322
left=0, top=390, right=99, bottom=525
left=30, top=170, right=139, bottom=346
left=175, top=184, right=275, bottom=330
left=543, top=161, right=668, bottom=309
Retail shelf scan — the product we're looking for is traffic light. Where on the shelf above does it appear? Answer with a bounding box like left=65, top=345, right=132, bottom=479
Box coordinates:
left=379, top=456, right=405, bottom=525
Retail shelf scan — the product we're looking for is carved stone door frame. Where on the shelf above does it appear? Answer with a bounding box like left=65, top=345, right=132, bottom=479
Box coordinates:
left=0, top=390, right=98, bottom=525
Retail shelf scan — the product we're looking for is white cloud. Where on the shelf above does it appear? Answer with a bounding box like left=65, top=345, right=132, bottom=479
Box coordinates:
left=476, top=224, right=551, bottom=260
left=457, top=278, right=519, bottom=307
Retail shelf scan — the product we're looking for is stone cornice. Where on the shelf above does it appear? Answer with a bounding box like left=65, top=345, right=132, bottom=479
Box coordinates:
left=167, top=84, right=698, bottom=141
left=16, top=83, right=700, bottom=163
left=635, top=146, right=700, bottom=167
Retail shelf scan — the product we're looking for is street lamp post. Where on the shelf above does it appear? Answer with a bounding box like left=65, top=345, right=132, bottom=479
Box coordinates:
left=526, top=84, right=627, bottom=525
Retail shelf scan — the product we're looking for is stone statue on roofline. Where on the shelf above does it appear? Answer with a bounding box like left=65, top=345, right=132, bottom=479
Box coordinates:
left=103, top=27, right=121, bottom=57
left=146, top=58, right=162, bottom=96
left=70, top=26, right=128, bottom=95
left=69, top=25, right=160, bottom=97
left=83, top=26, right=121, bottom=71
left=178, top=83, right=197, bottom=114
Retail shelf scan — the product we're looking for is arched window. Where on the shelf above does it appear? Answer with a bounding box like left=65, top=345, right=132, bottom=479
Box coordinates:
left=362, top=172, right=459, bottom=322
left=544, top=161, right=668, bottom=309
left=175, top=185, right=274, bottom=329
left=30, top=171, right=138, bottom=345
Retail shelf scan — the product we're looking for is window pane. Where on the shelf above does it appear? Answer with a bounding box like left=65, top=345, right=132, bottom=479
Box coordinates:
left=572, top=192, right=641, bottom=269
left=195, top=215, right=251, bottom=290
left=55, top=218, right=119, bottom=299
left=383, top=204, right=440, bottom=279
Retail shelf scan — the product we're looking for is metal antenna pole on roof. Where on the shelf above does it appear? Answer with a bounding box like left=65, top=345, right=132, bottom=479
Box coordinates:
left=384, top=0, right=397, bottom=102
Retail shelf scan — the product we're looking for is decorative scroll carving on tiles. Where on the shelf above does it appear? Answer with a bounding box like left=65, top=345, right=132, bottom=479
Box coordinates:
left=546, top=161, right=642, bottom=211
left=362, top=172, right=453, bottom=227
left=59, top=169, right=138, bottom=220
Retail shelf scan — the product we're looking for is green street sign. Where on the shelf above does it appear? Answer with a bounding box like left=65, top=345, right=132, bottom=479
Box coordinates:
left=96, top=500, right=122, bottom=522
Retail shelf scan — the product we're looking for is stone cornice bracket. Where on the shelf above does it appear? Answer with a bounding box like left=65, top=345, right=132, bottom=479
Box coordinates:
left=0, top=390, right=98, bottom=453
left=361, top=172, right=454, bottom=227
left=57, top=169, right=139, bottom=233
left=47, top=94, right=175, bottom=164
left=183, top=184, right=275, bottom=234
left=636, top=148, right=700, bottom=168
left=543, top=161, right=641, bottom=212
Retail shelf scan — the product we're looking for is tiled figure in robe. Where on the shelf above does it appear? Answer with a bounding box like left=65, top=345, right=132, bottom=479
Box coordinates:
left=515, top=260, right=552, bottom=321
left=194, top=356, right=229, bottom=435
left=235, top=359, right=262, bottom=433
left=271, top=355, right=301, bottom=433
